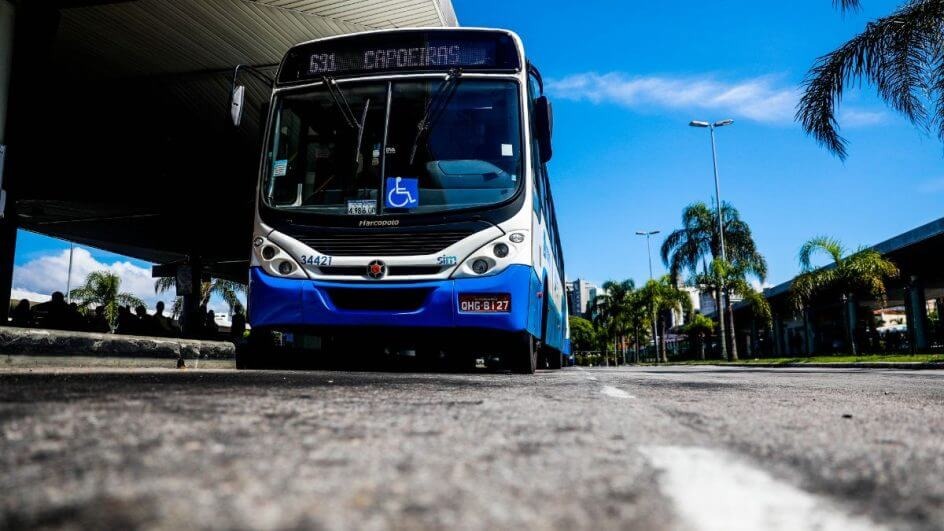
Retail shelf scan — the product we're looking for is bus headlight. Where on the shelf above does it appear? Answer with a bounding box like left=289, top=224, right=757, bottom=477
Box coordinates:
left=472, top=259, right=490, bottom=274
left=252, top=235, right=307, bottom=279
left=452, top=231, right=528, bottom=279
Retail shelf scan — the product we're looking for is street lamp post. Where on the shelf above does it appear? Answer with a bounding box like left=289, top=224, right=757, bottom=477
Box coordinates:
left=635, top=230, right=660, bottom=280
left=688, top=119, right=733, bottom=262
left=690, top=119, right=734, bottom=360
left=636, top=230, right=660, bottom=363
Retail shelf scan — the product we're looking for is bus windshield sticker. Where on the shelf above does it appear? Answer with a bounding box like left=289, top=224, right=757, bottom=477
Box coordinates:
left=501, top=144, right=513, bottom=157
left=272, top=159, right=288, bottom=177
left=385, top=177, right=419, bottom=209
left=347, top=199, right=377, bottom=215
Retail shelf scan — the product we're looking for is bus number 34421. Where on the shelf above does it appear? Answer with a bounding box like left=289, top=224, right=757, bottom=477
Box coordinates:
left=300, top=255, right=332, bottom=266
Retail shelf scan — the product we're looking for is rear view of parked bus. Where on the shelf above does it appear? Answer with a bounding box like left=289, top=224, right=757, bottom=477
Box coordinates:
left=239, top=28, right=567, bottom=373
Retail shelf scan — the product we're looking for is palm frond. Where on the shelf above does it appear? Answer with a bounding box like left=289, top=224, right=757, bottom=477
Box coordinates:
left=798, top=0, right=944, bottom=158
left=799, top=236, right=845, bottom=271
left=834, top=0, right=862, bottom=12
left=155, top=277, right=175, bottom=294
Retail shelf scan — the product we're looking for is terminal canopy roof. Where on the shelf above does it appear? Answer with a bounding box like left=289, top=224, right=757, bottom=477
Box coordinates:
left=11, top=0, right=457, bottom=281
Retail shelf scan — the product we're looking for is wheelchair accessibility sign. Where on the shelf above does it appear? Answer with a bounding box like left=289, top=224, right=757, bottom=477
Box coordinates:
left=385, top=177, right=419, bottom=209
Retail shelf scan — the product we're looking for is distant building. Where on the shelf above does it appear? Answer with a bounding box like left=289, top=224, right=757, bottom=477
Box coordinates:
left=566, top=279, right=598, bottom=318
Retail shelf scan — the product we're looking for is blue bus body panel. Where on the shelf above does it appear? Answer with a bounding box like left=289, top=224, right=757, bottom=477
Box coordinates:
left=249, top=265, right=543, bottom=335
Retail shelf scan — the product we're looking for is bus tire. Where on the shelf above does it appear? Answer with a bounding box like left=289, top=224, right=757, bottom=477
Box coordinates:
left=236, top=328, right=274, bottom=370
left=545, top=348, right=562, bottom=370
left=510, top=333, right=537, bottom=374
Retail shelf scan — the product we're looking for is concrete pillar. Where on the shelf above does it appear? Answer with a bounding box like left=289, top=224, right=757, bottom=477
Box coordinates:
left=746, top=318, right=757, bottom=357
left=0, top=1, right=15, bottom=323
left=0, top=5, right=58, bottom=324
left=803, top=307, right=816, bottom=355
left=772, top=314, right=784, bottom=357
left=906, top=276, right=929, bottom=352
left=179, top=258, right=203, bottom=338
left=845, top=295, right=858, bottom=354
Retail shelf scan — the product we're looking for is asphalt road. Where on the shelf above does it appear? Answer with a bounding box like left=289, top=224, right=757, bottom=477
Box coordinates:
left=1, top=363, right=942, bottom=530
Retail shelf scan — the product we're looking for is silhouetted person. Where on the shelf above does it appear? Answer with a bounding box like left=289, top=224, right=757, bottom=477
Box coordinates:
left=11, top=299, right=32, bottom=327
left=116, top=305, right=134, bottom=335
left=134, top=305, right=149, bottom=336
left=152, top=301, right=175, bottom=337
left=230, top=308, right=246, bottom=342
left=43, top=292, right=68, bottom=330
left=89, top=305, right=111, bottom=333
left=205, top=310, right=219, bottom=337
left=65, top=302, right=86, bottom=331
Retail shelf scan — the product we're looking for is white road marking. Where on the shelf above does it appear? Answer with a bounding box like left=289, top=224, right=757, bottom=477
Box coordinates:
left=587, top=376, right=598, bottom=381
left=600, top=385, right=633, bottom=399
left=639, top=446, right=883, bottom=531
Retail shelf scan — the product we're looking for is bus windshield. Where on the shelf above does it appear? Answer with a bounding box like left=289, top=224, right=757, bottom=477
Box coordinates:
left=264, top=79, right=522, bottom=216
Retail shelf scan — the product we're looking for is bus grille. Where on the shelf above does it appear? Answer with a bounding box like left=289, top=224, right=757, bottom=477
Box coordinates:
left=298, top=232, right=472, bottom=256
left=325, top=288, right=433, bottom=312
left=318, top=265, right=444, bottom=276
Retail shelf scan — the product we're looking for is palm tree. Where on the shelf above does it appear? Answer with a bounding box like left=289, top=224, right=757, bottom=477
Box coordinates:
left=624, top=290, right=651, bottom=363
left=683, top=313, right=715, bottom=360
left=592, top=280, right=635, bottom=365
left=797, top=0, right=944, bottom=159
left=693, top=259, right=772, bottom=359
left=154, top=277, right=246, bottom=318
left=640, top=276, right=693, bottom=363
left=70, top=271, right=145, bottom=328
left=661, top=202, right=767, bottom=360
left=790, top=236, right=899, bottom=355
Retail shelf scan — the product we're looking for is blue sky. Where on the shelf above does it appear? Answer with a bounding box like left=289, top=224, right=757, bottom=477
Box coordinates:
left=12, top=0, right=943, bottom=303
left=455, top=0, right=944, bottom=288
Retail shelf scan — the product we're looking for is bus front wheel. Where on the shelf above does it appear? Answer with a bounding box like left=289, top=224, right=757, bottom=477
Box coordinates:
left=508, top=333, right=537, bottom=374
left=235, top=328, right=275, bottom=370
left=545, top=348, right=562, bottom=370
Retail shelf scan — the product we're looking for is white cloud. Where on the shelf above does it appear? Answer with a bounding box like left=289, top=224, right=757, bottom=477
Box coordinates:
left=10, top=288, right=51, bottom=303
left=547, top=72, right=799, bottom=124
left=12, top=248, right=161, bottom=307
left=838, top=109, right=887, bottom=127
left=12, top=247, right=247, bottom=315
left=548, top=72, right=887, bottom=129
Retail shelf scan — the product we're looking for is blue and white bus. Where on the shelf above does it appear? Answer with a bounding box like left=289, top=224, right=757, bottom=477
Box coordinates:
left=236, top=28, right=568, bottom=373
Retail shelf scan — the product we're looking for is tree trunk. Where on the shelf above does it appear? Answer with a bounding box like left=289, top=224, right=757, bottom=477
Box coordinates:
left=660, top=319, right=668, bottom=363
left=633, top=326, right=640, bottom=364
left=651, top=306, right=659, bottom=364
left=715, top=288, right=728, bottom=360
left=699, top=332, right=706, bottom=360
left=725, top=288, right=739, bottom=361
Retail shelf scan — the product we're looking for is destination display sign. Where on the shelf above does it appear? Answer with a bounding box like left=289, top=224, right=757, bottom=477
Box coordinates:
left=279, top=30, right=520, bottom=83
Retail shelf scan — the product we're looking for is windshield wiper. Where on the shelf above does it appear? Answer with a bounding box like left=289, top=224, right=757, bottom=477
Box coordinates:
left=323, top=76, right=371, bottom=187
left=409, top=68, right=462, bottom=165
left=322, top=76, right=360, bottom=131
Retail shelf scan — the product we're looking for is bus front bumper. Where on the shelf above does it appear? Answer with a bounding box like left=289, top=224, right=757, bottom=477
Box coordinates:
left=248, top=265, right=541, bottom=335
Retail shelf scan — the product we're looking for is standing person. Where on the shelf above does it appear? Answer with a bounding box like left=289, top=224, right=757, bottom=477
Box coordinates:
left=205, top=310, right=219, bottom=338
left=230, top=308, right=246, bottom=343
left=134, top=305, right=150, bottom=336
left=89, top=306, right=111, bottom=333
left=42, top=292, right=68, bottom=330
left=153, top=301, right=175, bottom=337
left=116, top=306, right=134, bottom=335
left=11, top=300, right=32, bottom=327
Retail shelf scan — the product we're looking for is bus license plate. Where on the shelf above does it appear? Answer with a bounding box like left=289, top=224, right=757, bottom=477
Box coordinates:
left=459, top=294, right=511, bottom=313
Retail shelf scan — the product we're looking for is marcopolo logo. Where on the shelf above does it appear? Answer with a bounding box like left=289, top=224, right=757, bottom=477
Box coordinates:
left=358, top=219, right=400, bottom=227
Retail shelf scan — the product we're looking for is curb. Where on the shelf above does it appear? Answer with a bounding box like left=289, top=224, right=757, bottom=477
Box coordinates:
left=0, top=327, right=236, bottom=360
left=657, top=362, right=944, bottom=370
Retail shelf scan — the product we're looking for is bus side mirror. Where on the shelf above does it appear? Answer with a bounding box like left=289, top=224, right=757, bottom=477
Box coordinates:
left=231, top=85, right=246, bottom=127
left=534, top=96, right=553, bottom=163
